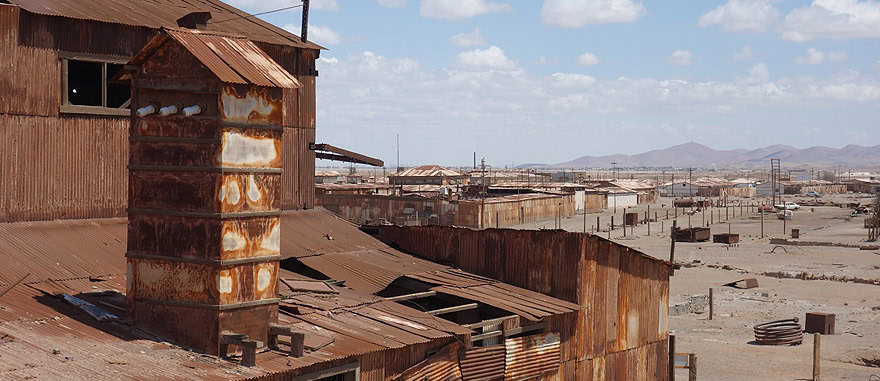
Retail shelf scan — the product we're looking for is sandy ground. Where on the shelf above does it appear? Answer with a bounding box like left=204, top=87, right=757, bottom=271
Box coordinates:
left=511, top=194, right=880, bottom=380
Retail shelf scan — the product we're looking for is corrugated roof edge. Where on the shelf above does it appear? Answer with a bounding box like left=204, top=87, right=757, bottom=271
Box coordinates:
left=6, top=0, right=324, bottom=50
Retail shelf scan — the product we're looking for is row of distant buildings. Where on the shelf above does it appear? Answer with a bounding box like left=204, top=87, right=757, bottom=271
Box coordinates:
left=315, top=165, right=880, bottom=228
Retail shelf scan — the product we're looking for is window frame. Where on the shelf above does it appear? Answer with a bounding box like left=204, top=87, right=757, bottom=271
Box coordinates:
left=59, top=51, right=131, bottom=116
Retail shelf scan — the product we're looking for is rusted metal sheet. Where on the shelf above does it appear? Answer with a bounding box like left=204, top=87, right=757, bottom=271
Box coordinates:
left=504, top=332, right=561, bottom=380
left=6, top=0, right=322, bottom=49
left=0, top=115, right=128, bottom=222
left=0, top=8, right=61, bottom=117
left=456, top=193, right=576, bottom=228
left=164, top=28, right=300, bottom=88
left=0, top=218, right=127, bottom=285
left=281, top=125, right=316, bottom=210
left=459, top=345, right=505, bottom=381
left=220, top=85, right=286, bottom=125
left=394, top=342, right=462, bottom=381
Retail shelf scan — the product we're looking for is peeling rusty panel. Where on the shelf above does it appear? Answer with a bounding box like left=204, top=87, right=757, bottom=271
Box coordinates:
left=136, top=116, right=223, bottom=138
left=251, top=261, right=279, bottom=301
left=129, top=258, right=219, bottom=304
left=504, top=332, right=561, bottom=380
left=220, top=217, right=280, bottom=260
left=592, top=356, right=605, bottom=380
left=220, top=84, right=283, bottom=125
left=218, top=173, right=281, bottom=213
left=219, top=128, right=282, bottom=168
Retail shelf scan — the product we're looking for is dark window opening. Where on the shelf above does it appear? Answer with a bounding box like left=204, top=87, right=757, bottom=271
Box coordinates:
left=106, top=63, right=130, bottom=108
left=63, top=57, right=130, bottom=110
left=67, top=60, right=102, bottom=106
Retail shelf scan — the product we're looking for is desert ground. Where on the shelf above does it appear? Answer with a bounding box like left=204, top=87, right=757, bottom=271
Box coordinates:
left=511, top=194, right=880, bottom=381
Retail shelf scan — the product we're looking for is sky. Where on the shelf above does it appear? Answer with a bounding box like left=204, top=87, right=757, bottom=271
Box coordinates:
left=223, top=0, right=880, bottom=168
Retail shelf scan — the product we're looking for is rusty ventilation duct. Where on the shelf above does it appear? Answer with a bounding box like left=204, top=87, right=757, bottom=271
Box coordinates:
left=121, top=27, right=304, bottom=365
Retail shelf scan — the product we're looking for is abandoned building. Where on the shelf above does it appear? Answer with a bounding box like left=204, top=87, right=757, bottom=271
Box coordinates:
left=0, top=0, right=674, bottom=379
left=389, top=165, right=469, bottom=186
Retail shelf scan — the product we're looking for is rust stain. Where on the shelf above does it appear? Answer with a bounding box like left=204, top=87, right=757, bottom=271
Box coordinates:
left=220, top=84, right=283, bottom=125
left=129, top=258, right=217, bottom=304
left=217, top=128, right=282, bottom=168
left=219, top=217, right=280, bottom=260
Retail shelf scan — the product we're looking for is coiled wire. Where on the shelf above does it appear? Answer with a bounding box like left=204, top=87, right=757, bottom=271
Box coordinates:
left=753, top=318, right=803, bottom=345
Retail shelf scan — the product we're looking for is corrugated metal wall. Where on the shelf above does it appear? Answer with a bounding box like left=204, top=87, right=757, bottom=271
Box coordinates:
left=317, top=194, right=445, bottom=225
left=0, top=114, right=128, bottom=222
left=377, top=226, right=671, bottom=380
left=0, top=9, right=319, bottom=222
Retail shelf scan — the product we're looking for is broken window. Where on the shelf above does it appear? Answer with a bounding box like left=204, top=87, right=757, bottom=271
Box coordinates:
left=61, top=53, right=131, bottom=115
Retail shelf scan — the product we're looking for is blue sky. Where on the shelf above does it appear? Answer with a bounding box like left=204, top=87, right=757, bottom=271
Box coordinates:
left=225, top=0, right=880, bottom=167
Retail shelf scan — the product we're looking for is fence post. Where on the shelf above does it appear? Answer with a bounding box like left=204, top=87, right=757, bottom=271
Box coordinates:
left=688, top=354, right=697, bottom=381
left=708, top=288, right=713, bottom=320
left=813, top=333, right=821, bottom=381
left=668, top=335, right=676, bottom=381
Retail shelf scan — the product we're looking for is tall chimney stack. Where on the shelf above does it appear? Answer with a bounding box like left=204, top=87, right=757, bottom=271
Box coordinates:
left=121, top=28, right=299, bottom=358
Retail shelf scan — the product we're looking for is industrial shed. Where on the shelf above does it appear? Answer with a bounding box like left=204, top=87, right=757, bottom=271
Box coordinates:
left=379, top=225, right=673, bottom=379
left=0, top=0, right=321, bottom=222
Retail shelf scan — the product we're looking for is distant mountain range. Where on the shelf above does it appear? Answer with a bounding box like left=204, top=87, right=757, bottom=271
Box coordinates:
left=549, top=142, right=880, bottom=169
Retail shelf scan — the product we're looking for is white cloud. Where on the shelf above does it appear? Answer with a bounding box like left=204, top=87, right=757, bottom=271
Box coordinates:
left=455, top=46, right=518, bottom=70
left=781, top=0, right=880, bottom=42
left=378, top=0, right=407, bottom=8
left=794, top=48, right=847, bottom=64
left=698, top=0, right=778, bottom=32
left=538, top=56, right=558, bottom=65
left=733, top=46, right=753, bottom=60
left=224, top=0, right=338, bottom=12
left=314, top=50, right=880, bottom=163
left=550, top=72, right=597, bottom=87
left=667, top=50, right=693, bottom=66
left=540, top=0, right=646, bottom=28
left=284, top=24, right=342, bottom=45
left=577, top=52, right=600, bottom=65
left=451, top=28, right=486, bottom=47
left=420, top=0, right=510, bottom=21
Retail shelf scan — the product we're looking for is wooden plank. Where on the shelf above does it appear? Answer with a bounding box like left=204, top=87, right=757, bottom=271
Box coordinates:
left=427, top=303, right=478, bottom=316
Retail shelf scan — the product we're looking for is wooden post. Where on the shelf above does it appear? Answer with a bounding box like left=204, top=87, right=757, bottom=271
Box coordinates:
left=609, top=215, right=613, bottom=239
left=708, top=288, right=714, bottom=320
left=688, top=354, right=697, bottom=381
left=670, top=220, right=677, bottom=265
left=783, top=211, right=787, bottom=235
left=668, top=335, right=676, bottom=381
left=813, top=333, right=821, bottom=381
left=597, top=216, right=600, bottom=233
left=666, top=210, right=669, bottom=220
left=583, top=207, right=587, bottom=234
left=761, top=204, right=765, bottom=238
left=647, top=207, right=651, bottom=235
left=688, top=214, right=691, bottom=228
left=661, top=220, right=664, bottom=233
left=622, top=208, right=626, bottom=237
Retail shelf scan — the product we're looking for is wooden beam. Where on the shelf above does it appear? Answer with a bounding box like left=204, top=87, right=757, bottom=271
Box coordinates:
left=427, top=303, right=478, bottom=316
left=385, top=291, right=436, bottom=302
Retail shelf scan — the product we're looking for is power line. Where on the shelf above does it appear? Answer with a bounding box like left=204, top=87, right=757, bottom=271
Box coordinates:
left=209, top=4, right=303, bottom=25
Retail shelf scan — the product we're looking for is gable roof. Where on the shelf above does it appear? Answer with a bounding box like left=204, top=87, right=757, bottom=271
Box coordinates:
left=5, top=0, right=322, bottom=49
left=392, top=165, right=465, bottom=178
left=127, top=27, right=301, bottom=88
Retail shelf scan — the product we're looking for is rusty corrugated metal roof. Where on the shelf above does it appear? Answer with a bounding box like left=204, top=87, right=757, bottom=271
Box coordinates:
left=129, top=27, right=301, bottom=88
left=504, top=332, right=561, bottom=380
left=5, top=0, right=322, bottom=49
left=0, top=218, right=126, bottom=286
left=391, top=165, right=465, bottom=178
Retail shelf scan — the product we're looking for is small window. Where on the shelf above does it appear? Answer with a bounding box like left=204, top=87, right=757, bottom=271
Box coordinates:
left=61, top=52, right=131, bottom=116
